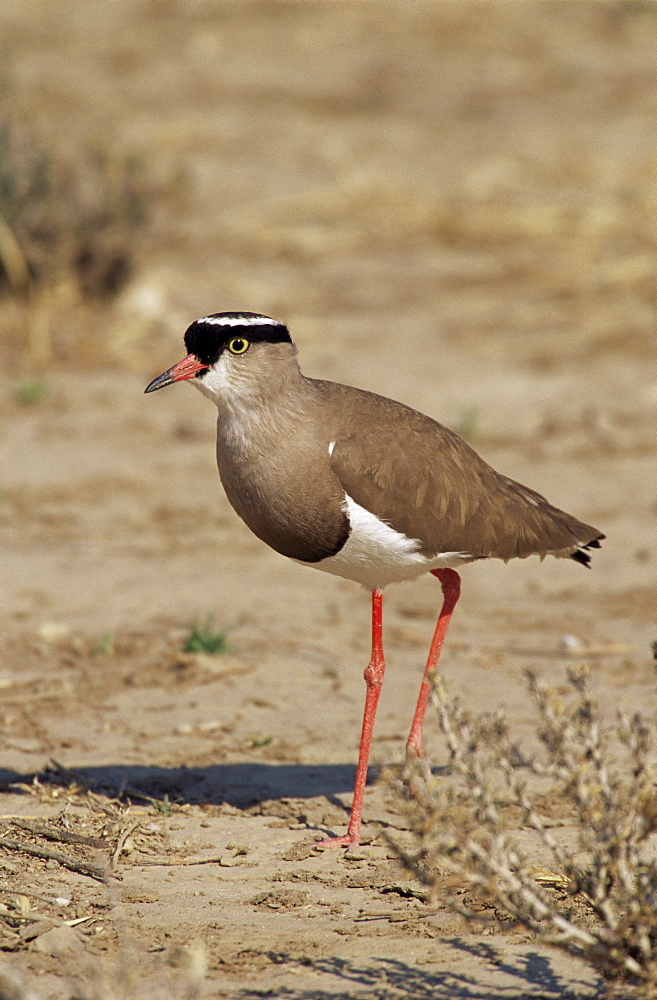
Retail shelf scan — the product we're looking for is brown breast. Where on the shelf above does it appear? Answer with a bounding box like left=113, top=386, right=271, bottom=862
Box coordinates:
left=215, top=402, right=350, bottom=564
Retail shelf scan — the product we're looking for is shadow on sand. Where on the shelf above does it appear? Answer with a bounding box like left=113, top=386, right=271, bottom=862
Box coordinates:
left=0, top=761, right=369, bottom=811
left=229, top=951, right=601, bottom=999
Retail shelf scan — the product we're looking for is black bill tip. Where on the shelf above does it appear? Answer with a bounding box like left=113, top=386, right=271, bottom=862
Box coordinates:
left=144, top=370, right=175, bottom=393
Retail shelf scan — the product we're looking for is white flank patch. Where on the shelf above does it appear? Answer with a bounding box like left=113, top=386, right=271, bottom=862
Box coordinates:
left=328, top=440, right=335, bottom=456
left=198, top=314, right=284, bottom=328
left=313, top=494, right=471, bottom=590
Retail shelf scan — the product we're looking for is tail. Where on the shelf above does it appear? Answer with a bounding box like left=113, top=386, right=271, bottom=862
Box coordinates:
left=484, top=473, right=605, bottom=566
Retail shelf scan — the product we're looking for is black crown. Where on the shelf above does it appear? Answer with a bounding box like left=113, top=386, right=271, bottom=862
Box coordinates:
left=184, top=312, right=291, bottom=365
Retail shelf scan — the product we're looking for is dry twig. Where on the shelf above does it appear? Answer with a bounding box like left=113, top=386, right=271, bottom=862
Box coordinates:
left=0, top=836, right=108, bottom=882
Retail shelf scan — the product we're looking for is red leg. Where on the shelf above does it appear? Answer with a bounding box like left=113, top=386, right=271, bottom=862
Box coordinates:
left=316, top=588, right=385, bottom=850
left=406, top=568, right=461, bottom=759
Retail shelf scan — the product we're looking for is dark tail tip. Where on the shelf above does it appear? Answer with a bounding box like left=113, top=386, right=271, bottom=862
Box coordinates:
left=570, top=534, right=605, bottom=568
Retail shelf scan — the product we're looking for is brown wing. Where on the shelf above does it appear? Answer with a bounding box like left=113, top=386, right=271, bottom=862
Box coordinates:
left=319, top=382, right=603, bottom=563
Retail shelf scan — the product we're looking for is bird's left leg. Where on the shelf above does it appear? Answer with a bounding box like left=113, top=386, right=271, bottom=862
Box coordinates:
left=406, top=568, right=461, bottom=759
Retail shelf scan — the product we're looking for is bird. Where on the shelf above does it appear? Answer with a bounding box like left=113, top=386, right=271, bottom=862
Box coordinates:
left=145, top=311, right=604, bottom=850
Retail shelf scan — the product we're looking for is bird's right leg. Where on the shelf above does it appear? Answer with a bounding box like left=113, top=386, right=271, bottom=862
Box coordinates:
left=406, top=568, right=461, bottom=759
left=315, top=587, right=385, bottom=851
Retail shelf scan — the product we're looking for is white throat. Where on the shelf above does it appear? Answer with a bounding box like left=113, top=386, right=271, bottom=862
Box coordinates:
left=192, top=354, right=259, bottom=411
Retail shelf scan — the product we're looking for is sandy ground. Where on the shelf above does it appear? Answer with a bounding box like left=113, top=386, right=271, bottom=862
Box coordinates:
left=1, top=2, right=656, bottom=997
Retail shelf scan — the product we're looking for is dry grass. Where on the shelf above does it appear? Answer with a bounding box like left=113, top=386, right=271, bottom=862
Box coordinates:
left=394, top=668, right=657, bottom=994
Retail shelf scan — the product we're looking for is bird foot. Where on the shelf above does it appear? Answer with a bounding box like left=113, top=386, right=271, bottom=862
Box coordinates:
left=314, top=834, right=358, bottom=850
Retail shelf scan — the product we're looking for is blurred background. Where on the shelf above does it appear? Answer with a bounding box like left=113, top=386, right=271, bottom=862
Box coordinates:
left=1, top=0, right=655, bottom=378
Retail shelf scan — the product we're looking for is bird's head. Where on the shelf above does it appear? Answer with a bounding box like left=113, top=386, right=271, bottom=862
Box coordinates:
left=144, top=312, right=295, bottom=406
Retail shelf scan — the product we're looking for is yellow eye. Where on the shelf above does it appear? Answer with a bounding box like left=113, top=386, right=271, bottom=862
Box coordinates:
left=227, top=337, right=250, bottom=355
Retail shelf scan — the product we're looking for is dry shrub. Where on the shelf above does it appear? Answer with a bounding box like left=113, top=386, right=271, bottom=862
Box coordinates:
left=395, top=667, right=657, bottom=992
left=0, top=103, right=167, bottom=368
left=0, top=941, right=206, bottom=1000
left=0, top=122, right=155, bottom=298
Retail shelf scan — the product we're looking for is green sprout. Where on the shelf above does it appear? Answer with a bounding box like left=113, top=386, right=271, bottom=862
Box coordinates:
left=15, top=377, right=49, bottom=406
left=92, top=632, right=113, bottom=656
left=182, top=617, right=230, bottom=655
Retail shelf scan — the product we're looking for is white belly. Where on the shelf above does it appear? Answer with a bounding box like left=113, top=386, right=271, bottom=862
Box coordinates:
left=299, top=494, right=473, bottom=590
